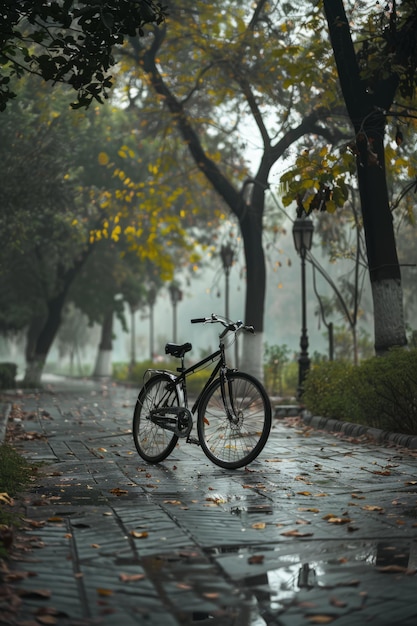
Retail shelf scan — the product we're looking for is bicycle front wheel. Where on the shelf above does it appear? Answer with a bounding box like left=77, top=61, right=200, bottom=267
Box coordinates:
left=197, top=371, right=271, bottom=469
left=133, top=374, right=179, bottom=463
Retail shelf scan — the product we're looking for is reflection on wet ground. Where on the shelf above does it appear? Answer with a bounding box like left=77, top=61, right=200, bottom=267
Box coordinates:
left=7, top=385, right=417, bottom=625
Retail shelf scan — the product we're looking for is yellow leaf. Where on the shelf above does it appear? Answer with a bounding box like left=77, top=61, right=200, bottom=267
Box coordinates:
left=130, top=530, right=149, bottom=539
left=281, top=529, right=314, bottom=537
left=98, top=152, right=109, bottom=165
left=0, top=493, right=14, bottom=506
left=97, top=588, right=113, bottom=596
left=251, top=522, right=266, bottom=530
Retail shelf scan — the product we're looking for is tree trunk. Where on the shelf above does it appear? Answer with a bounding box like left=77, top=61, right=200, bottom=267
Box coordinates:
left=323, top=0, right=407, bottom=353
left=93, top=309, right=114, bottom=377
left=23, top=293, right=67, bottom=386
left=22, top=248, right=93, bottom=387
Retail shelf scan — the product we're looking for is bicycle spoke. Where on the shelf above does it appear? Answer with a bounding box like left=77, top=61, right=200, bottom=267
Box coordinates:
left=197, top=372, right=271, bottom=469
left=133, top=375, right=179, bottom=463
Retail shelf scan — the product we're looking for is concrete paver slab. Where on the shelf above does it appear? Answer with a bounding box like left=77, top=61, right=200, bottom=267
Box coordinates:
left=1, top=379, right=417, bottom=625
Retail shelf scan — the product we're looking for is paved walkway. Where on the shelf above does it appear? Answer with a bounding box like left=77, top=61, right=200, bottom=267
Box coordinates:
left=1, top=377, right=417, bottom=625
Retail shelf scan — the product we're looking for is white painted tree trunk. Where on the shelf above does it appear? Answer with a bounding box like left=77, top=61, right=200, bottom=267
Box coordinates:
left=23, top=356, right=45, bottom=387
left=372, top=278, right=407, bottom=354
left=93, top=349, right=112, bottom=377
left=239, top=331, right=264, bottom=381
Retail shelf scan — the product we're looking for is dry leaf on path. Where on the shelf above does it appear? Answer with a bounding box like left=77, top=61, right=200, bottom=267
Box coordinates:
left=306, top=614, right=337, bottom=623
left=97, top=588, right=113, bottom=597
left=130, top=530, right=148, bottom=539
left=248, top=555, right=265, bottom=564
left=362, top=505, right=384, bottom=512
left=251, top=522, right=266, bottom=530
left=109, top=488, right=129, bottom=496
left=119, top=573, right=146, bottom=583
left=377, top=565, right=416, bottom=575
left=281, top=529, right=314, bottom=538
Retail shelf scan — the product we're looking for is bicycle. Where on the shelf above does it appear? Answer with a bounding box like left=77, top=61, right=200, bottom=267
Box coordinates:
left=132, top=314, right=272, bottom=469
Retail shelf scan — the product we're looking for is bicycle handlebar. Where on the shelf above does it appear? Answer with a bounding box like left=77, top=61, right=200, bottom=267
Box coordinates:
left=191, top=314, right=255, bottom=336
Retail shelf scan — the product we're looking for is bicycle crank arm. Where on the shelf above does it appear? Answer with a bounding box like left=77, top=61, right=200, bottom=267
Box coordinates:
left=150, top=407, right=193, bottom=438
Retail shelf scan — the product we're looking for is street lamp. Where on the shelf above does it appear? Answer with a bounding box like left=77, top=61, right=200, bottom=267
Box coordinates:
left=148, top=285, right=156, bottom=361
left=220, top=244, right=234, bottom=320
left=169, top=282, right=182, bottom=343
left=220, top=243, right=239, bottom=367
left=292, top=217, right=314, bottom=399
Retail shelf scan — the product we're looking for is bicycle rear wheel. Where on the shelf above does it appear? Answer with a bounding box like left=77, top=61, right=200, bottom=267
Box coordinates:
left=197, top=371, right=271, bottom=469
left=133, top=374, right=179, bottom=463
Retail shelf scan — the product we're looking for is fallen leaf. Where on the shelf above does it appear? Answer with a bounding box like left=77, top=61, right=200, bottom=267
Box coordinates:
left=251, top=522, right=266, bottom=530
left=377, top=565, right=416, bottom=575
left=47, top=516, right=63, bottom=523
left=109, top=488, right=128, bottom=496
left=281, top=529, right=314, bottom=537
left=97, top=588, right=113, bottom=597
left=176, top=582, right=193, bottom=590
left=17, top=588, right=52, bottom=599
left=351, top=493, right=365, bottom=499
left=373, top=470, right=391, bottom=476
left=163, top=500, right=182, bottom=505
left=362, top=505, right=384, bottom=512
left=0, top=492, right=14, bottom=506
left=119, top=573, right=146, bottom=583
left=297, top=491, right=312, bottom=496
left=130, top=531, right=148, bottom=539
left=248, top=555, right=265, bottom=564
left=203, top=592, right=219, bottom=599
left=298, top=507, right=320, bottom=513
left=305, top=614, right=336, bottom=623
left=326, top=517, right=351, bottom=525
left=36, top=616, right=58, bottom=625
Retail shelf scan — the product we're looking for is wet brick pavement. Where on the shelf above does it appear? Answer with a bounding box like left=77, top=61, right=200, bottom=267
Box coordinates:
left=1, top=377, right=417, bottom=625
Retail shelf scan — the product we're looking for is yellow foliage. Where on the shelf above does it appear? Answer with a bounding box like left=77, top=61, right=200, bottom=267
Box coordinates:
left=98, top=152, right=109, bottom=166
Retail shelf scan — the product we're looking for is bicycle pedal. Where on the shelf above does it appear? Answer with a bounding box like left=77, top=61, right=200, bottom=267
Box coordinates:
left=187, top=437, right=200, bottom=446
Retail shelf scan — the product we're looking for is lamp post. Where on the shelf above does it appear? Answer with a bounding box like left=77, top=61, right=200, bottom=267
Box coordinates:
left=220, top=243, right=239, bottom=367
left=148, top=285, right=156, bottom=361
left=169, top=282, right=182, bottom=343
left=220, top=244, right=234, bottom=320
left=292, top=217, right=314, bottom=399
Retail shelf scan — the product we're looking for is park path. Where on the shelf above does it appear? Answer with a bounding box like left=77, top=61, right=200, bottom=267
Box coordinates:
left=1, top=377, right=417, bottom=625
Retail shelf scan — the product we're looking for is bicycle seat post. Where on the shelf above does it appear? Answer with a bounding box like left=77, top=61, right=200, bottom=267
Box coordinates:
left=177, top=355, right=188, bottom=407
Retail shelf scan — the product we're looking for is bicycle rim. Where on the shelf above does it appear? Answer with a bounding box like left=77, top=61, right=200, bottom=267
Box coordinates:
left=197, top=372, right=271, bottom=469
left=133, top=374, right=179, bottom=463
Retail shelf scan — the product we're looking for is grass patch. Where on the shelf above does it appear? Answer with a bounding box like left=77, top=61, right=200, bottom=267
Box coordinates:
left=0, top=443, right=33, bottom=555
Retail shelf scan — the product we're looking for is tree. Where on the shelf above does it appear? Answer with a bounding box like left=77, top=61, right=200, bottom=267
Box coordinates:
left=0, top=0, right=166, bottom=110
left=0, top=76, right=198, bottom=385
left=118, top=0, right=344, bottom=377
left=322, top=0, right=409, bottom=353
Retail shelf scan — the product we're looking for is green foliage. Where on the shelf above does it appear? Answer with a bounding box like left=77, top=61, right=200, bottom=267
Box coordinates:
left=0, top=443, right=33, bottom=552
left=0, top=0, right=167, bottom=110
left=0, top=363, right=17, bottom=389
left=264, top=343, right=290, bottom=395
left=303, top=349, right=417, bottom=434
left=113, top=359, right=215, bottom=395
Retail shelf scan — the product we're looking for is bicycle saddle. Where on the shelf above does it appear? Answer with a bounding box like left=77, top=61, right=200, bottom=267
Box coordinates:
left=165, top=342, right=192, bottom=358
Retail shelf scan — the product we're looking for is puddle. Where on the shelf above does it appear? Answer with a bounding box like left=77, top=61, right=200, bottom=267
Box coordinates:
left=210, top=539, right=417, bottom=624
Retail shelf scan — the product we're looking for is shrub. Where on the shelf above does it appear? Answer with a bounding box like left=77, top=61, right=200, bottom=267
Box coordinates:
left=303, top=348, right=417, bottom=434
left=0, top=363, right=16, bottom=389
left=112, top=359, right=213, bottom=396
left=303, top=359, right=364, bottom=422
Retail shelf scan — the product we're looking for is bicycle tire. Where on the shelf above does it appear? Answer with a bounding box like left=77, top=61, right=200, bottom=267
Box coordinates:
left=197, top=371, right=271, bottom=469
left=132, top=373, right=179, bottom=463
